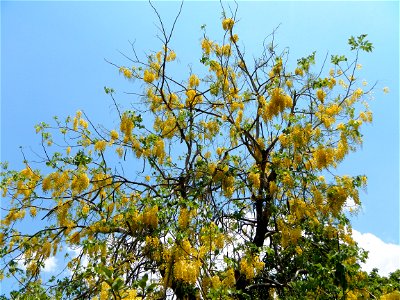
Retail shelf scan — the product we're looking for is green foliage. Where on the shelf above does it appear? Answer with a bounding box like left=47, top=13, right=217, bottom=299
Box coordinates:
left=0, top=6, right=385, bottom=300
left=348, top=34, right=374, bottom=52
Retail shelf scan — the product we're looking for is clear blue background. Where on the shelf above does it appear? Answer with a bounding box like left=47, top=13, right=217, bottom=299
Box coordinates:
left=1, top=0, right=399, bottom=295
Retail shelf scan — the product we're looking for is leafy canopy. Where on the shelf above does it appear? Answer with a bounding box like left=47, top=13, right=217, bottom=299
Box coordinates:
left=0, top=5, right=388, bottom=300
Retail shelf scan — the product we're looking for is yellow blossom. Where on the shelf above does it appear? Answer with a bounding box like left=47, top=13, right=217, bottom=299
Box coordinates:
left=71, top=172, right=90, bottom=194
left=178, top=207, right=190, bottom=228
left=152, top=138, right=165, bottom=163
left=124, top=289, right=140, bottom=300
left=263, top=88, right=292, bottom=120
left=119, top=67, right=133, bottom=79
left=210, top=275, right=221, bottom=288
left=222, top=44, right=231, bottom=56
left=313, top=146, right=334, bottom=170
left=222, top=18, right=234, bottom=31
left=185, top=89, right=202, bottom=107
left=188, top=74, right=200, bottom=88
left=201, top=39, right=212, bottom=55
left=82, top=204, right=90, bottom=216
left=222, top=268, right=236, bottom=287
left=120, top=113, right=134, bottom=141
left=269, top=181, right=277, bottom=195
left=29, top=207, right=37, bottom=217
left=99, top=282, right=109, bottom=300
left=166, top=50, right=176, bottom=61
left=353, top=88, right=363, bottom=99
left=248, top=171, right=260, bottom=190
left=295, top=246, right=303, bottom=255
left=79, top=119, right=88, bottom=129
left=230, top=34, right=239, bottom=43
left=110, top=130, right=119, bottom=140
left=116, top=147, right=124, bottom=158
left=316, top=89, right=326, bottom=102
left=143, top=69, right=156, bottom=83
left=295, top=67, right=304, bottom=76
left=94, top=140, right=107, bottom=152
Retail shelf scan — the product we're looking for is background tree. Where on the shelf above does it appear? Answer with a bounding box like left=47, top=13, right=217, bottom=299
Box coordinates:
left=0, top=5, right=382, bottom=299
left=362, top=269, right=400, bottom=299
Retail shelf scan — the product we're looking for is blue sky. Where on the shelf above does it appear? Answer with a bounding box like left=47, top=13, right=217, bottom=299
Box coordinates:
left=1, top=0, right=399, bottom=293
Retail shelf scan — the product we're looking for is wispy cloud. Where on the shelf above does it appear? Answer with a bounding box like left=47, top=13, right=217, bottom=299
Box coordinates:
left=353, top=229, right=400, bottom=276
left=17, top=256, right=58, bottom=274
left=42, top=256, right=58, bottom=273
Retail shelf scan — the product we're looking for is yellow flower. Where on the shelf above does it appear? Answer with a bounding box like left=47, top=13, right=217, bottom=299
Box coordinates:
left=353, top=88, right=363, bottom=99
left=222, top=268, right=236, bottom=287
left=248, top=172, right=260, bottom=190
left=71, top=172, right=90, bottom=194
left=210, top=275, right=221, bottom=288
left=82, top=204, right=90, bottom=216
left=79, top=119, right=88, bottom=129
left=116, top=147, right=124, bottom=158
left=222, top=44, right=231, bottom=56
left=188, top=74, right=200, bottom=87
left=263, top=87, right=292, bottom=120
left=316, top=89, right=326, bottom=102
left=201, top=39, right=212, bottom=55
left=383, top=86, right=390, bottom=93
left=94, top=140, right=107, bottom=152
left=99, top=282, right=109, bottom=300
left=222, top=18, right=234, bottom=31
left=166, top=50, right=176, bottom=62
left=185, top=89, right=202, bottom=107
left=125, top=289, right=140, bottom=300
left=295, top=67, right=304, bottom=76
left=313, top=146, right=334, bottom=170
left=142, top=205, right=158, bottom=228
left=120, top=113, right=134, bottom=141
left=295, top=246, right=303, bottom=255
left=30, top=207, right=37, bottom=217
left=110, top=130, right=119, bottom=140
left=178, top=207, right=190, bottom=228
left=119, top=67, right=133, bottom=79
left=230, top=34, right=239, bottom=43
left=143, top=69, right=156, bottom=83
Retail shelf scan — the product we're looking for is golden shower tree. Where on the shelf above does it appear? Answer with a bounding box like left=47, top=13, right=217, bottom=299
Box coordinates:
left=1, top=7, right=377, bottom=300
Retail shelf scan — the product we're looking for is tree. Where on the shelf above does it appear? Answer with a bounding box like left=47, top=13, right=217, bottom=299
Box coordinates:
left=361, top=269, right=400, bottom=299
left=1, top=5, right=379, bottom=299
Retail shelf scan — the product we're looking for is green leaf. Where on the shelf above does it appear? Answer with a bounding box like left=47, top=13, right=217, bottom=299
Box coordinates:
left=331, top=54, right=347, bottom=65
left=138, top=274, right=148, bottom=289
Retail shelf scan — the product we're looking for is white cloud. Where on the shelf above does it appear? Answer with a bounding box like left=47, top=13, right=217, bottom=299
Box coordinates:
left=343, top=196, right=361, bottom=213
left=42, top=256, right=58, bottom=273
left=352, top=229, right=400, bottom=276
left=17, top=256, right=58, bottom=273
